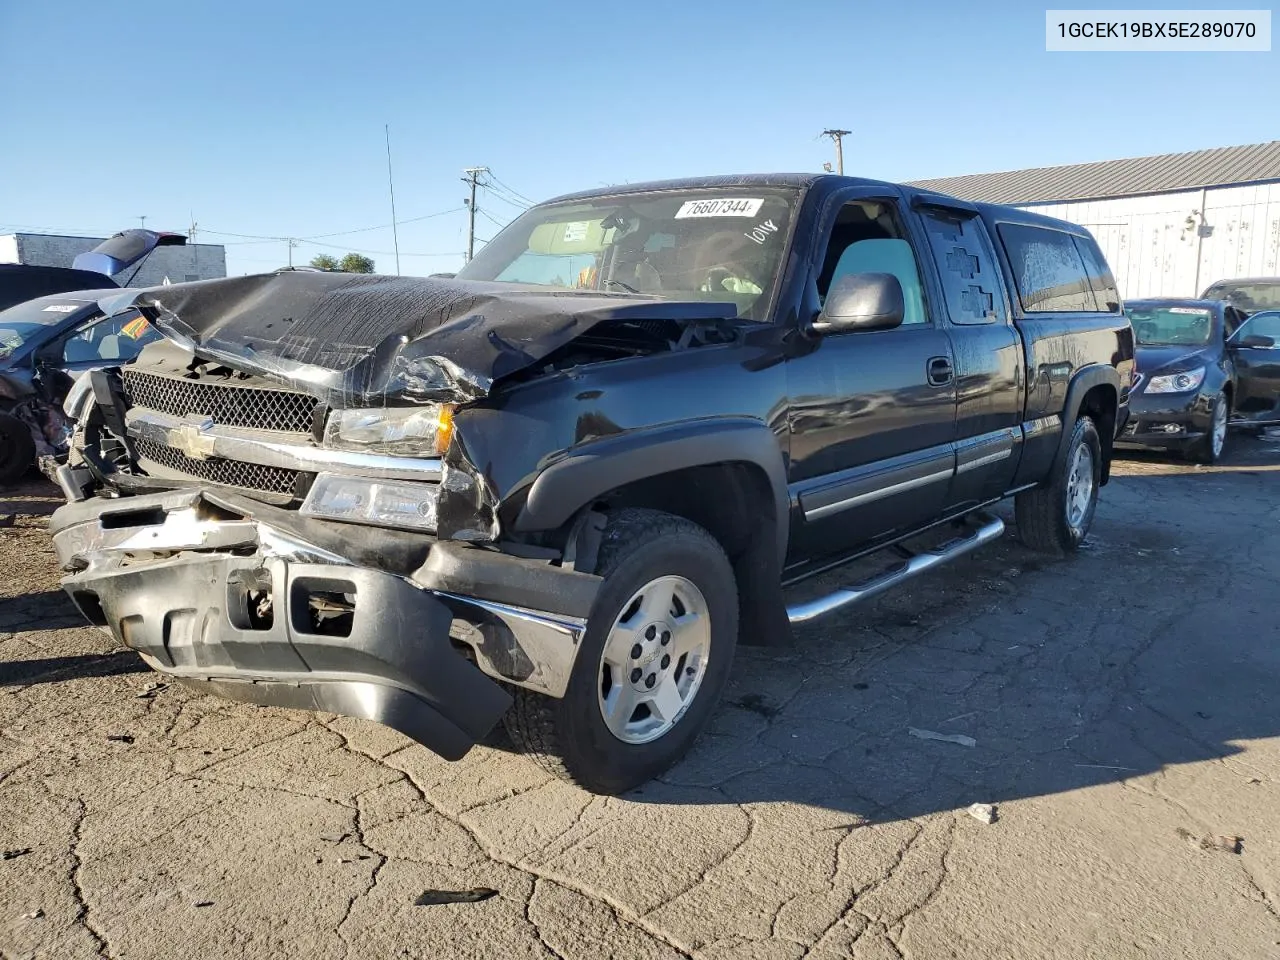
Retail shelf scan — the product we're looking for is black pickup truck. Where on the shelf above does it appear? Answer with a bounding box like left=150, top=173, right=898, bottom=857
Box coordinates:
left=50, top=174, right=1133, bottom=793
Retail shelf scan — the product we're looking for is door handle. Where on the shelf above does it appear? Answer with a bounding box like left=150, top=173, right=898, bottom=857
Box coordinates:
left=927, top=357, right=953, bottom=386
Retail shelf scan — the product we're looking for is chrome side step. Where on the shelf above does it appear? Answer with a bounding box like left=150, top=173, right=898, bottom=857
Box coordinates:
left=785, top=513, right=1006, bottom=624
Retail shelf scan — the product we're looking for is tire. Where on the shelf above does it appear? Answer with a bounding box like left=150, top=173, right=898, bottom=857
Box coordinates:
left=1015, top=415, right=1102, bottom=555
left=503, top=508, right=738, bottom=794
left=1187, top=394, right=1228, bottom=464
left=0, top=413, right=35, bottom=485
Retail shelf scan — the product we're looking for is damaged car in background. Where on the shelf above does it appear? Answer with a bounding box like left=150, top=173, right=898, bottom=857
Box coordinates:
left=0, top=230, right=184, bottom=483
left=51, top=175, right=1132, bottom=794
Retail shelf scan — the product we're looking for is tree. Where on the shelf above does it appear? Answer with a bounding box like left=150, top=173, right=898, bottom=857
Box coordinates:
left=339, top=253, right=376, bottom=274
left=309, top=254, right=340, bottom=271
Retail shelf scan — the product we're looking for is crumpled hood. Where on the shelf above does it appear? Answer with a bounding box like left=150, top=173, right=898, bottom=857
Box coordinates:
left=101, top=271, right=738, bottom=404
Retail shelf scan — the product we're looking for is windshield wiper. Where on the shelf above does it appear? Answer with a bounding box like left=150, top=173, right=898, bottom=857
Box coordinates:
left=603, top=278, right=640, bottom=294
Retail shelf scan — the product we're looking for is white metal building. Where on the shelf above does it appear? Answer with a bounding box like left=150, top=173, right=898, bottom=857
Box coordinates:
left=910, top=141, right=1280, bottom=300
left=0, top=232, right=227, bottom=287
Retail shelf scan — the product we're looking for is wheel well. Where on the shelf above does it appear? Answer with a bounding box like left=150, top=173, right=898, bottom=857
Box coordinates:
left=1222, top=382, right=1234, bottom=409
left=591, top=461, right=776, bottom=561
left=1078, top=384, right=1117, bottom=484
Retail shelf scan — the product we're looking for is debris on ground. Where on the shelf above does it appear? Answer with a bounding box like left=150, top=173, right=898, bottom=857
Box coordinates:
left=135, top=681, right=167, bottom=699
left=968, top=803, right=997, bottom=824
left=3, top=848, right=33, bottom=860
left=193, top=900, right=214, bottom=908
left=414, top=888, right=498, bottom=906
left=22, top=908, right=43, bottom=920
left=909, top=727, right=977, bottom=748
left=107, top=734, right=135, bottom=744
left=1176, top=828, right=1243, bottom=854
left=319, top=832, right=348, bottom=844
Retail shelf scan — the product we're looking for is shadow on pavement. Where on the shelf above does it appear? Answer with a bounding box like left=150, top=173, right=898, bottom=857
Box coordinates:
left=604, top=441, right=1280, bottom=822
left=0, top=649, right=150, bottom=687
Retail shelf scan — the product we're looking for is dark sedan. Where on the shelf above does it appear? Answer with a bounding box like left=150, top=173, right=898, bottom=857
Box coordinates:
left=0, top=292, right=158, bottom=482
left=1119, top=298, right=1280, bottom=463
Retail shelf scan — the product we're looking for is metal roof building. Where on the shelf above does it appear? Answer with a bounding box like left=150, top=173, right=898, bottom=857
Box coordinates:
left=909, top=142, right=1280, bottom=298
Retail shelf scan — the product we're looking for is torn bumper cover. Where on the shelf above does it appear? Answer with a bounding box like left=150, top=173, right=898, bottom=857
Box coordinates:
left=50, top=489, right=600, bottom=760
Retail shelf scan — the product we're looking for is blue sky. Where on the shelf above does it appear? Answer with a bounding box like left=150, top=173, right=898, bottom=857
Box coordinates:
left=1, top=0, right=1275, bottom=277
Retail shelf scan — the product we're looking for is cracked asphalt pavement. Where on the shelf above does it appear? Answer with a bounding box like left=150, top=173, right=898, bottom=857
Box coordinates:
left=3, top=438, right=1279, bottom=959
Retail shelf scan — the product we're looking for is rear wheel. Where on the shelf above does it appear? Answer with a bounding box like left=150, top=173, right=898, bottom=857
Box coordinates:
left=0, top=414, right=35, bottom=485
left=1015, top=415, right=1101, bottom=555
left=503, top=509, right=738, bottom=794
left=1188, top=394, right=1228, bottom=464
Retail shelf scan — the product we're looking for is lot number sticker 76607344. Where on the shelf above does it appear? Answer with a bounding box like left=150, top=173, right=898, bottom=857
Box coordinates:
left=674, top=198, right=764, bottom=219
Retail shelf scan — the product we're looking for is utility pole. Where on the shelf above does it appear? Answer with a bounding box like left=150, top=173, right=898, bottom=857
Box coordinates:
left=138, top=215, right=147, bottom=230
left=287, top=238, right=298, bottom=268
left=385, top=124, right=402, bottom=276
left=189, top=213, right=199, bottom=278
left=820, top=129, right=851, bottom=176
left=462, top=166, right=489, bottom=263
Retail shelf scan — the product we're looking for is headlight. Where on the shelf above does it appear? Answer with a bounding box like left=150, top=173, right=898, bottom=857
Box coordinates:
left=324, top=404, right=455, bottom=456
left=1144, top=368, right=1205, bottom=394
left=300, top=474, right=438, bottom=532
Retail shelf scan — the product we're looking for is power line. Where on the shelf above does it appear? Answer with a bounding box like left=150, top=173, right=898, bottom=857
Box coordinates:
left=298, top=238, right=463, bottom=257
left=477, top=209, right=508, bottom=230
left=200, top=206, right=464, bottom=244
left=487, top=173, right=537, bottom=206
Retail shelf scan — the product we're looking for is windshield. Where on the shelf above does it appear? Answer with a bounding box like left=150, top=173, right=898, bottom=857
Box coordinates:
left=0, top=297, right=90, bottom=360
left=1201, top=280, right=1280, bottom=314
left=1125, top=305, right=1215, bottom=346
left=456, top=187, right=800, bottom=321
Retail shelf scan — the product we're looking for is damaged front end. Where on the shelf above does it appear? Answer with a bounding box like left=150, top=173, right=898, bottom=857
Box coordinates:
left=52, top=481, right=603, bottom=758
left=49, top=271, right=731, bottom=755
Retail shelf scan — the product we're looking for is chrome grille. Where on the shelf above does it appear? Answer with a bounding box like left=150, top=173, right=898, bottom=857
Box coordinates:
left=133, top=437, right=301, bottom=496
left=122, top=370, right=317, bottom=434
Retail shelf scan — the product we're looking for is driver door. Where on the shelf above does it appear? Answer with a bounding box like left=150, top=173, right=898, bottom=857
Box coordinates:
left=1229, top=311, right=1280, bottom=424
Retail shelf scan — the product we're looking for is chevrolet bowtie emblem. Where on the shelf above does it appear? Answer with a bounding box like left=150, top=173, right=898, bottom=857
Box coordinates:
left=172, top=416, right=218, bottom=461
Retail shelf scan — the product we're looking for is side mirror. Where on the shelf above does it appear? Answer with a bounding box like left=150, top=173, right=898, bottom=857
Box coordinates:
left=811, top=272, right=905, bottom=336
left=1236, top=333, right=1276, bottom=349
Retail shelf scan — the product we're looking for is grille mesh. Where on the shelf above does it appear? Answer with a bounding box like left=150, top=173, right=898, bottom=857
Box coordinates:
left=133, top=438, right=301, bottom=496
left=122, top=370, right=317, bottom=434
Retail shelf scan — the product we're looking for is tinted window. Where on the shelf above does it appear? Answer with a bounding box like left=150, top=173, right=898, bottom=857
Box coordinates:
left=998, top=224, right=1096, bottom=313
left=1073, top=236, right=1120, bottom=311
left=919, top=209, right=1007, bottom=326
left=1201, top=280, right=1280, bottom=313
left=1235, top=311, right=1280, bottom=341
left=61, top=312, right=159, bottom=364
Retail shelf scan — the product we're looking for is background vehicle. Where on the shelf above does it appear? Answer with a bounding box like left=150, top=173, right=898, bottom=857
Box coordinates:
left=0, top=229, right=182, bottom=483
left=1119, top=298, right=1280, bottom=462
left=51, top=174, right=1132, bottom=794
left=0, top=293, right=161, bottom=482
left=1199, top=277, right=1280, bottom=316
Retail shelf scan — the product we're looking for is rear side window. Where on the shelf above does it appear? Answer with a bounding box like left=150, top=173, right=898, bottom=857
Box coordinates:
left=1072, top=236, right=1120, bottom=312
left=998, top=224, right=1097, bottom=313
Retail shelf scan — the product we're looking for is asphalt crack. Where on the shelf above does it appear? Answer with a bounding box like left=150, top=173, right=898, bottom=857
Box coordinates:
left=68, top=796, right=110, bottom=959
left=334, top=735, right=697, bottom=958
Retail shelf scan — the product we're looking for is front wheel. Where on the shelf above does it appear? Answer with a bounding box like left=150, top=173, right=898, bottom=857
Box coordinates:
left=503, top=509, right=738, bottom=794
left=1187, top=395, right=1228, bottom=464
left=1015, top=415, right=1102, bottom=555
